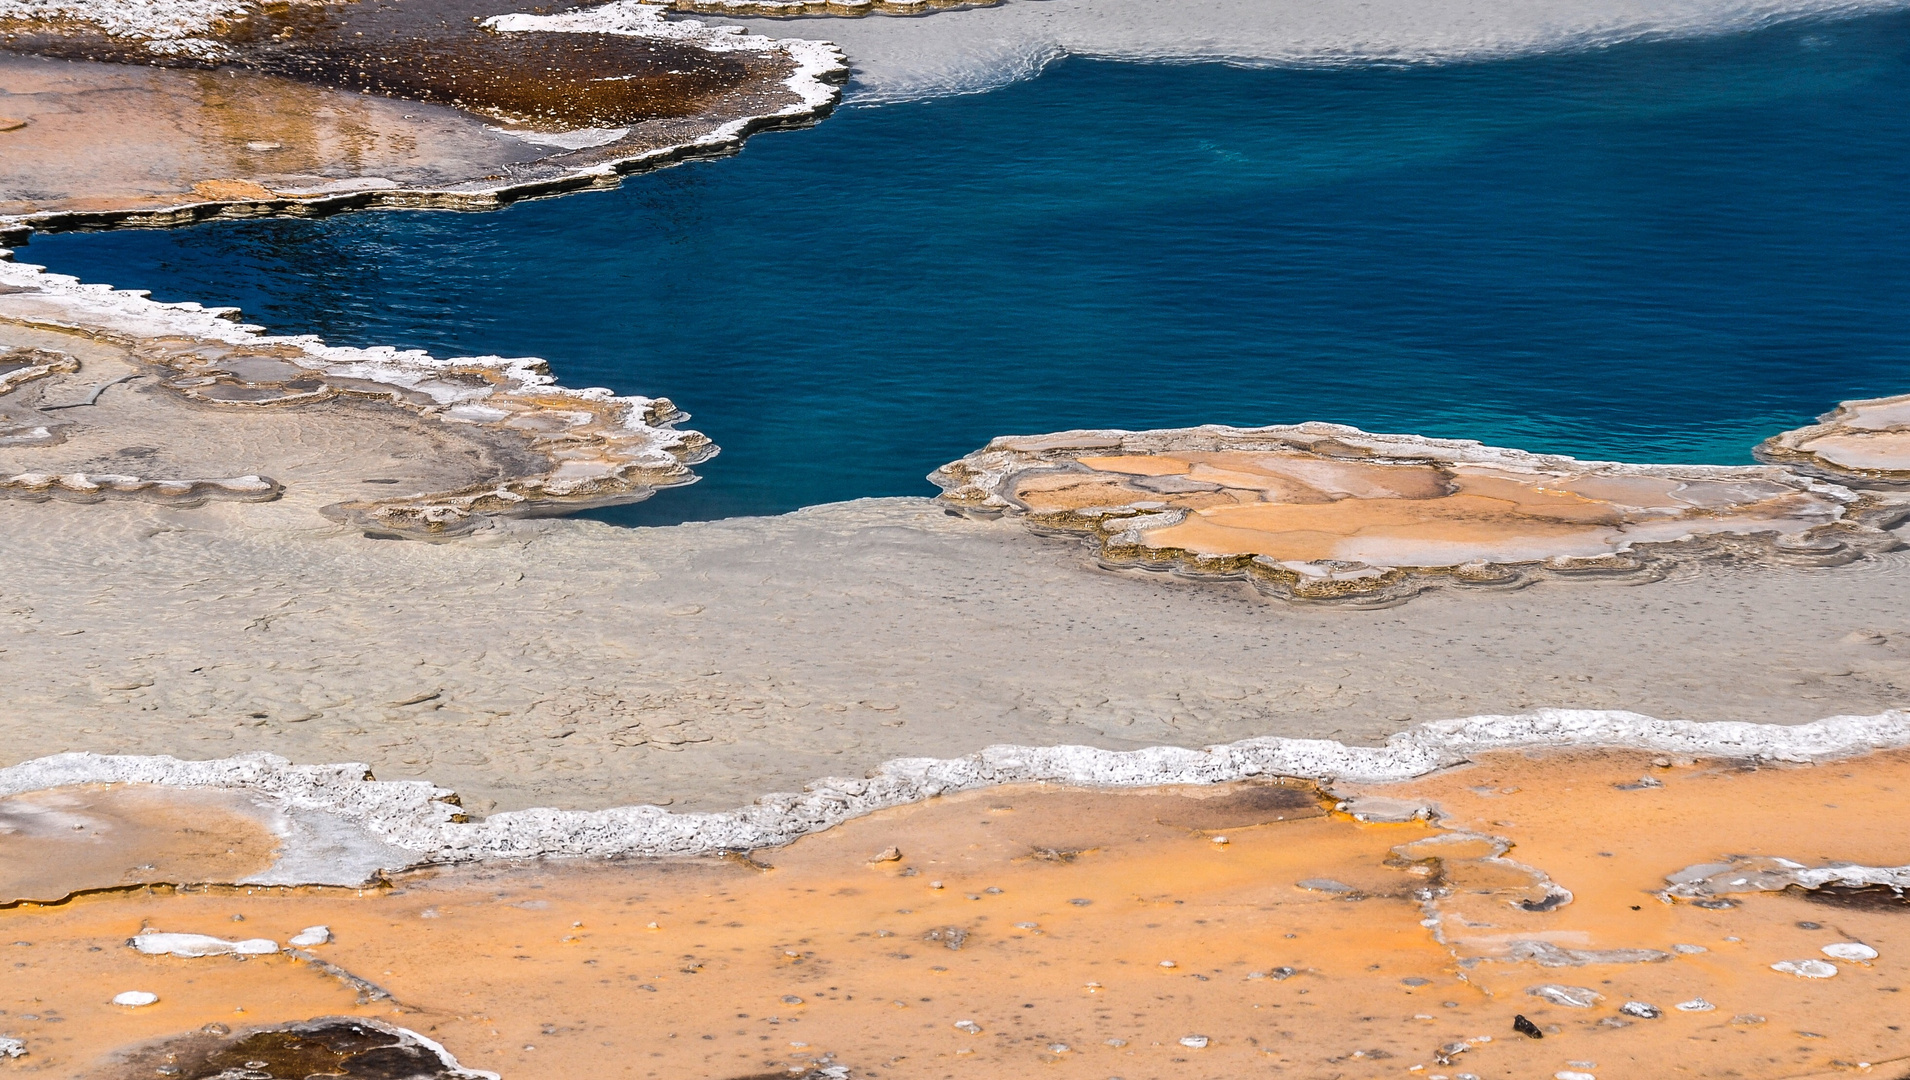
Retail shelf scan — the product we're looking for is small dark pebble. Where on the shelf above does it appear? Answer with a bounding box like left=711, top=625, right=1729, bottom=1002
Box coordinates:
left=1512, top=1014, right=1543, bottom=1039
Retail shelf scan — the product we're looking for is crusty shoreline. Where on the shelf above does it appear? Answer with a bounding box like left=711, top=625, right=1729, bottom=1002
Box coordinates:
left=0, top=1, right=848, bottom=243
left=7, top=706, right=1909, bottom=882
left=0, top=252, right=718, bottom=535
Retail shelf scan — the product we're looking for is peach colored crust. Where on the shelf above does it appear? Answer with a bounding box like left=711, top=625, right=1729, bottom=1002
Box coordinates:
left=1016, top=451, right=1829, bottom=565
left=0, top=784, right=279, bottom=905
left=9, top=750, right=1910, bottom=1078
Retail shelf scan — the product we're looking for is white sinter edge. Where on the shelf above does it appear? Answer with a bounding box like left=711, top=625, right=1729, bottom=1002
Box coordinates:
left=3, top=708, right=1908, bottom=873
left=482, top=1, right=848, bottom=144
left=0, top=251, right=697, bottom=469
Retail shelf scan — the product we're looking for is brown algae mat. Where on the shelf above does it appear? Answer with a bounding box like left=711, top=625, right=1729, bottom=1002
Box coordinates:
left=5, top=749, right=1910, bottom=1078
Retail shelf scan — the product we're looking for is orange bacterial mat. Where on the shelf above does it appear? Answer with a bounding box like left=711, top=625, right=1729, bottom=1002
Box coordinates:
left=4, top=751, right=1908, bottom=1079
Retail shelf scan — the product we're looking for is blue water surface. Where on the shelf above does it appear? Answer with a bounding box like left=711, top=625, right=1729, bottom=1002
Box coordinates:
left=23, top=12, right=1910, bottom=522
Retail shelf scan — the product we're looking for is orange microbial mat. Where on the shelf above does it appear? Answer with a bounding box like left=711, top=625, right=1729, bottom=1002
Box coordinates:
left=4, top=749, right=1908, bottom=1079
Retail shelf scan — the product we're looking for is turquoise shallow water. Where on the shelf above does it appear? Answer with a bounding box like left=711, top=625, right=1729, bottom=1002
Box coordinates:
left=23, top=12, right=1910, bottom=522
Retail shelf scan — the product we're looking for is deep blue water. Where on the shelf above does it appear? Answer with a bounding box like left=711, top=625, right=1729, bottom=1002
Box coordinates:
left=24, top=13, right=1910, bottom=522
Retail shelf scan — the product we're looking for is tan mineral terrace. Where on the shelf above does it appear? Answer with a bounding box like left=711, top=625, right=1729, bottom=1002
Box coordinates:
left=3, top=748, right=1909, bottom=1078
left=0, top=257, right=716, bottom=535
left=931, top=424, right=1910, bottom=602
left=1760, top=393, right=1910, bottom=487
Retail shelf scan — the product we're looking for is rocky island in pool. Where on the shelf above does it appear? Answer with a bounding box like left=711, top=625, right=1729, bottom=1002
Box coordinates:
left=3, top=1, right=1910, bottom=1077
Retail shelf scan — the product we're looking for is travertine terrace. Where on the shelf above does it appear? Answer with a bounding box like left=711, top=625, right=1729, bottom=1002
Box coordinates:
left=1760, top=392, right=1910, bottom=487
left=933, top=423, right=1910, bottom=601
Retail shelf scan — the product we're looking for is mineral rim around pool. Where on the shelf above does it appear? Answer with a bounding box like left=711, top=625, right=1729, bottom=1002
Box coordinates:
left=931, top=423, right=1910, bottom=599
left=5, top=748, right=1909, bottom=1078
left=0, top=0, right=845, bottom=230
left=0, top=255, right=715, bottom=535
left=1759, top=392, right=1910, bottom=486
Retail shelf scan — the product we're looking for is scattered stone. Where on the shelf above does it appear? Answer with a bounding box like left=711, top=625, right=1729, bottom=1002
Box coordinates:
left=1068, top=898, right=1093, bottom=906
left=1674, top=999, right=1715, bottom=1012
left=1772, top=959, right=1839, bottom=979
left=1619, top=1001, right=1661, bottom=1019
left=132, top=931, right=279, bottom=958
left=1105, top=1038, right=1126, bottom=1047
left=1822, top=942, right=1878, bottom=962
left=1159, top=960, right=1177, bottom=968
left=782, top=996, right=803, bottom=1005
left=1296, top=878, right=1356, bottom=894
left=113, top=991, right=159, bottom=1007
left=1178, top=1035, right=1209, bottom=1049
left=1211, top=836, right=1229, bottom=845
left=1556, top=1071, right=1596, bottom=1080
left=289, top=926, right=332, bottom=948
left=0, top=1037, right=23, bottom=1058
left=1270, top=966, right=1298, bottom=980
left=952, top=1020, right=981, bottom=1034
left=984, top=887, right=1003, bottom=894
left=1527, top=985, right=1603, bottom=1008
left=870, top=847, right=903, bottom=863
left=1047, top=1043, right=1069, bottom=1053
left=1504, top=941, right=1666, bottom=966
left=1434, top=1040, right=1469, bottom=1065
left=1512, top=1015, right=1543, bottom=1039
left=923, top=927, right=967, bottom=950
left=1672, top=943, right=1707, bottom=954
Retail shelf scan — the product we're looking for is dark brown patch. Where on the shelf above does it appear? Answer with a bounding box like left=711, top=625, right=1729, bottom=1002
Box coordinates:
left=1152, top=780, right=1327, bottom=830
left=1790, top=883, right=1910, bottom=910
left=93, top=1017, right=475, bottom=1079
left=4, top=0, right=771, bottom=129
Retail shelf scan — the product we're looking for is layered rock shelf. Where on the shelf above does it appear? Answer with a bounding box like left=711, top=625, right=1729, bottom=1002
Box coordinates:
left=1758, top=392, right=1910, bottom=486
